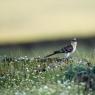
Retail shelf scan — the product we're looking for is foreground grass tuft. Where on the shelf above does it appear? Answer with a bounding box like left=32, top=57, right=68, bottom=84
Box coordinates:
left=0, top=55, right=95, bottom=95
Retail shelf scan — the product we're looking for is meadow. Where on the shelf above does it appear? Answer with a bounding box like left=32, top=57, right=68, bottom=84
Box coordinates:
left=0, top=45, right=95, bottom=95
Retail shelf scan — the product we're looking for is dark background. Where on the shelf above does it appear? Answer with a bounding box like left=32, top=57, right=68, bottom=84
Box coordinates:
left=0, top=37, right=94, bottom=49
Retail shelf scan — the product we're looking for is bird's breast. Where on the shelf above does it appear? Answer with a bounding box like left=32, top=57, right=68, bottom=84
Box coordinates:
left=71, top=46, right=76, bottom=53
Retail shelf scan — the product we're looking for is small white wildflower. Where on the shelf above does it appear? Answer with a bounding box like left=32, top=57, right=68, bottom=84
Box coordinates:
left=57, top=80, right=61, bottom=84
left=49, top=88, right=56, bottom=94
left=55, top=65, right=58, bottom=68
left=26, top=79, right=29, bottom=81
left=13, top=79, right=16, bottom=81
left=55, top=61, right=58, bottom=63
left=52, top=77, right=55, bottom=80
left=38, top=65, right=40, bottom=67
left=71, top=81, right=74, bottom=83
left=22, top=91, right=26, bottom=95
left=15, top=59, right=18, bottom=62
left=15, top=91, right=26, bottom=95
left=39, top=71, right=42, bottom=74
left=30, top=57, right=34, bottom=61
left=25, top=56, right=27, bottom=58
left=56, top=74, right=59, bottom=77
left=26, top=87, right=30, bottom=91
left=22, top=57, right=25, bottom=60
left=15, top=91, right=19, bottom=95
left=33, top=76, right=37, bottom=78
left=80, top=82, right=85, bottom=86
left=26, top=68, right=29, bottom=72
left=46, top=92, right=51, bottom=95
left=60, top=90, right=69, bottom=95
left=79, top=60, right=82, bottom=64
left=39, top=87, right=43, bottom=92
left=63, top=81, right=67, bottom=85
left=67, top=86, right=71, bottom=89
left=88, top=94, right=91, bottom=95
left=44, top=85, right=48, bottom=89
left=60, top=92, right=65, bottom=95
left=34, top=70, right=37, bottom=72
left=47, top=66, right=50, bottom=69
left=38, top=56, right=40, bottom=58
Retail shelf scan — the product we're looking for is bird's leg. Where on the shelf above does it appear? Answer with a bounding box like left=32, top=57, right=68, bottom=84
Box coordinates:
left=64, top=58, right=69, bottom=64
left=64, top=56, right=74, bottom=64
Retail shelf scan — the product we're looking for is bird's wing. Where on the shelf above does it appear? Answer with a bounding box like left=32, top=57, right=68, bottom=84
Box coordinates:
left=61, top=45, right=73, bottom=53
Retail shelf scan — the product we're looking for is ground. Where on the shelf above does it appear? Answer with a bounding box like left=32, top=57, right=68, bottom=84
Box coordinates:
left=0, top=46, right=95, bottom=95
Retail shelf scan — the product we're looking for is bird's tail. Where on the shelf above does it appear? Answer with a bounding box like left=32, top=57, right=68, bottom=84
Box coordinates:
left=45, top=53, right=55, bottom=58
left=44, top=50, right=61, bottom=58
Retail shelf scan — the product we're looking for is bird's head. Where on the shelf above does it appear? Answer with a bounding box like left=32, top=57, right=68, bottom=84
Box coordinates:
left=71, top=38, right=77, bottom=46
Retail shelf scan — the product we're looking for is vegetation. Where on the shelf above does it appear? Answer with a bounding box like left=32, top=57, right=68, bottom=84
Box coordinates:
left=0, top=47, right=95, bottom=95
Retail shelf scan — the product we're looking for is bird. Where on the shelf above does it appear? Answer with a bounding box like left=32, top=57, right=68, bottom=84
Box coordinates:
left=45, top=38, right=77, bottom=58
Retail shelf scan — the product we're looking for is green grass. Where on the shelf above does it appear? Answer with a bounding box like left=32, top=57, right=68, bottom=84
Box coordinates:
left=0, top=46, right=95, bottom=95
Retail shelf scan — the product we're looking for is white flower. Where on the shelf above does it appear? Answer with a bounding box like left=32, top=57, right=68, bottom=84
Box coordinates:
left=44, top=85, right=48, bottom=89
left=39, top=87, right=43, bottom=93
left=57, top=80, right=61, bottom=84
left=60, top=91, right=69, bottom=95
left=56, top=74, right=59, bottom=77
left=38, top=65, right=40, bottom=67
left=15, top=91, right=26, bottom=95
left=67, top=86, right=71, bottom=89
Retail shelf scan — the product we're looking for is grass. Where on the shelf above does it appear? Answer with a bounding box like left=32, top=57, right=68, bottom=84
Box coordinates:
left=0, top=46, right=95, bottom=95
